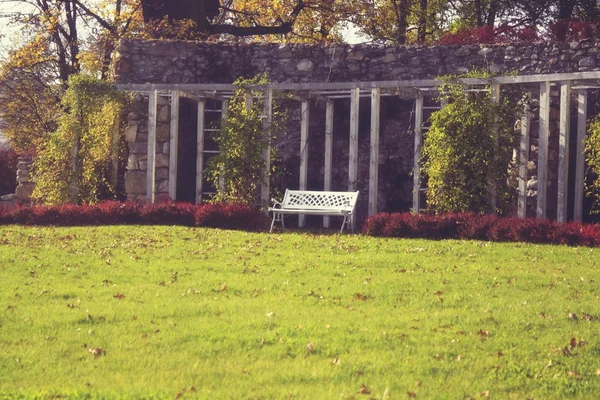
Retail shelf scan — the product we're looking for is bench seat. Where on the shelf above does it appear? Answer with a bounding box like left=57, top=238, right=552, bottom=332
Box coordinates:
left=268, top=190, right=359, bottom=233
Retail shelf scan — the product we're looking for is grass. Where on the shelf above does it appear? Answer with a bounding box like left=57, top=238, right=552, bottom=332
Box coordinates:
left=1, top=225, right=600, bottom=399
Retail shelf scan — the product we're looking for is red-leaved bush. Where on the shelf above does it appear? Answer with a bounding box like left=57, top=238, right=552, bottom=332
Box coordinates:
left=363, top=212, right=600, bottom=247
left=439, top=24, right=539, bottom=45
left=0, top=201, right=267, bottom=231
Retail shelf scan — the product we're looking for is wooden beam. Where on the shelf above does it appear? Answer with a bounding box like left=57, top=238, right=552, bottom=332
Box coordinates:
left=349, top=88, right=360, bottom=192
left=261, top=89, right=273, bottom=210
left=116, top=71, right=600, bottom=94
left=349, top=88, right=360, bottom=230
left=518, top=93, right=531, bottom=219
left=299, top=100, right=310, bottom=228
left=219, top=100, right=229, bottom=194
left=413, top=92, right=424, bottom=213
left=557, top=81, right=571, bottom=223
left=168, top=90, right=180, bottom=201
left=490, top=83, right=501, bottom=212
left=574, top=91, right=588, bottom=222
left=369, top=88, right=380, bottom=216
left=146, top=90, right=158, bottom=203
left=537, top=81, right=550, bottom=220
left=324, top=98, right=334, bottom=228
left=195, top=99, right=206, bottom=204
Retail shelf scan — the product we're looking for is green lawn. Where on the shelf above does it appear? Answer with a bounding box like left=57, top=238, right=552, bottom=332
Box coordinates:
left=1, top=226, right=600, bottom=399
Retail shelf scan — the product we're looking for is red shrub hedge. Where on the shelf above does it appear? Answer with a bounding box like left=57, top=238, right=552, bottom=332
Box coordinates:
left=363, top=212, right=600, bottom=247
left=0, top=201, right=267, bottom=231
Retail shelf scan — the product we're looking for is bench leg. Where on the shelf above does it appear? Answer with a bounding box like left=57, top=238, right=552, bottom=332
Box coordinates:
left=340, top=214, right=347, bottom=233
left=270, top=212, right=277, bottom=232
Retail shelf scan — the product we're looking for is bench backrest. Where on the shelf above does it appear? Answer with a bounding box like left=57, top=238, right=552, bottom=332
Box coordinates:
left=281, top=190, right=359, bottom=211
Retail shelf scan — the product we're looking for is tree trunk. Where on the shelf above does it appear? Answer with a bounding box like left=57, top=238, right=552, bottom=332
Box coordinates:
left=392, top=0, right=409, bottom=44
left=417, top=0, right=427, bottom=43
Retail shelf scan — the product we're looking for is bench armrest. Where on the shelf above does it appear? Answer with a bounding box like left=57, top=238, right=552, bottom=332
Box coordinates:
left=270, top=198, right=283, bottom=209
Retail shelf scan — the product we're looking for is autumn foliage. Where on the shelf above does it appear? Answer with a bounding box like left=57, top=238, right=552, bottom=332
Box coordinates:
left=363, top=212, right=600, bottom=247
left=0, top=201, right=267, bottom=230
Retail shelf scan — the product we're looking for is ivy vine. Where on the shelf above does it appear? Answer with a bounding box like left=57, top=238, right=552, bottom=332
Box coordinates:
left=422, top=70, right=519, bottom=214
left=207, top=74, right=286, bottom=207
left=32, top=75, right=129, bottom=205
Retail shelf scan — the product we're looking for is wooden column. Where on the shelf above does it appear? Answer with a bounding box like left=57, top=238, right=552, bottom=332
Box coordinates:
left=490, top=83, right=501, bottom=212
left=324, top=98, right=334, bottom=228
left=349, top=88, right=360, bottom=192
left=168, top=90, right=180, bottom=201
left=218, top=100, right=229, bottom=194
left=195, top=99, right=206, bottom=204
left=518, top=94, right=531, bottom=219
left=574, top=91, right=588, bottom=222
left=261, top=89, right=273, bottom=209
left=412, top=92, right=424, bottom=213
left=146, top=90, right=158, bottom=203
left=299, top=100, right=309, bottom=227
left=349, top=88, right=360, bottom=229
left=537, top=81, right=551, bottom=220
left=557, top=81, right=571, bottom=223
left=369, top=88, right=380, bottom=216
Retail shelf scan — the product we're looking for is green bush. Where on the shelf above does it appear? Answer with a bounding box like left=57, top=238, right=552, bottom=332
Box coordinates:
left=422, top=71, right=518, bottom=214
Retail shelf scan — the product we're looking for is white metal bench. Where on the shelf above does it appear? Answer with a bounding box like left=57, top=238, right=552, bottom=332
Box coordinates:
left=268, top=190, right=359, bottom=233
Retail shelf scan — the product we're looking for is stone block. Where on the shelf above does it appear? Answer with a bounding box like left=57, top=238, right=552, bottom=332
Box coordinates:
left=125, top=124, right=138, bottom=142
left=579, top=57, right=596, bottom=67
left=158, top=105, right=170, bottom=123
left=15, top=183, right=34, bottom=199
left=157, top=180, right=169, bottom=193
left=156, top=167, right=169, bottom=180
left=156, top=124, right=170, bottom=141
left=125, top=171, right=147, bottom=194
left=156, top=153, right=169, bottom=168
left=127, top=154, right=138, bottom=170
left=129, top=142, right=148, bottom=154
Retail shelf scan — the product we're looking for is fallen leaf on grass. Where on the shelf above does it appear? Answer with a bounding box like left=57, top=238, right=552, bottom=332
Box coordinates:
left=568, top=312, right=578, bottom=321
left=306, top=342, right=313, bottom=354
left=220, top=283, right=228, bottom=292
left=407, top=391, right=417, bottom=398
left=498, top=351, right=504, bottom=357
left=87, top=347, right=103, bottom=358
left=331, top=358, right=341, bottom=365
left=435, top=291, right=443, bottom=296
left=568, top=370, right=581, bottom=379
left=481, top=391, right=490, bottom=397
left=113, top=293, right=125, bottom=300
left=358, top=384, right=370, bottom=395
left=595, top=369, right=600, bottom=376
left=478, top=329, right=489, bottom=337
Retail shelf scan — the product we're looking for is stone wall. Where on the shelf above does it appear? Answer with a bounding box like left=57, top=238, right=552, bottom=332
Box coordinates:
left=115, top=39, right=600, bottom=85
left=114, top=39, right=600, bottom=220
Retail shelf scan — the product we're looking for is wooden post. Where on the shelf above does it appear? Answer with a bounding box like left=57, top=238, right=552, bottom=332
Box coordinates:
left=168, top=90, right=180, bottom=201
left=557, top=81, right=571, bottom=223
left=369, top=88, right=380, bottom=216
left=574, top=91, right=588, bottom=222
left=146, top=90, right=158, bottom=203
left=219, top=100, right=229, bottom=194
left=324, top=98, right=334, bottom=228
left=537, top=81, right=550, bottom=220
left=261, top=89, right=273, bottom=210
left=518, top=93, right=531, bottom=219
left=195, top=99, right=206, bottom=204
left=490, top=83, right=501, bottom=212
left=349, top=88, right=360, bottom=229
left=299, top=100, right=309, bottom=227
left=412, top=92, right=424, bottom=213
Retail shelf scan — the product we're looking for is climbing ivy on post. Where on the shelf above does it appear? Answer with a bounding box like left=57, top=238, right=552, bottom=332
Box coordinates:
left=208, top=74, right=285, bottom=207
left=585, top=117, right=600, bottom=212
left=32, top=75, right=129, bottom=205
left=422, top=70, right=518, bottom=214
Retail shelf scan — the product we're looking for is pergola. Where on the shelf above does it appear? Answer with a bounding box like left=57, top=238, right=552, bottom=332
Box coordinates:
left=118, top=70, right=600, bottom=225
